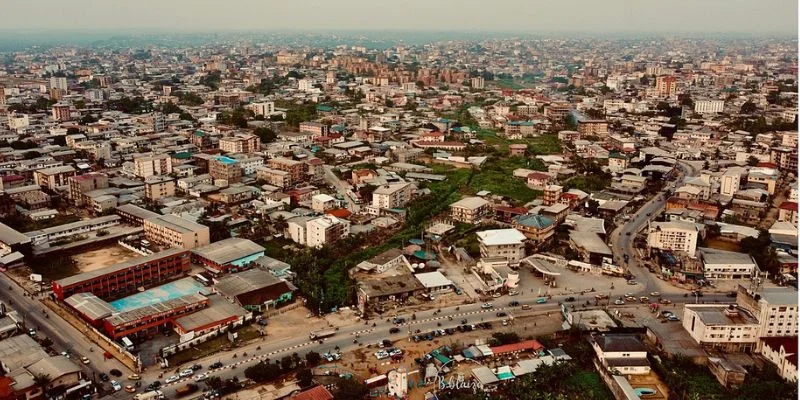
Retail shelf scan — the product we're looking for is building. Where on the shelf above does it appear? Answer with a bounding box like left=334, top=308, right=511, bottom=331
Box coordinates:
left=720, top=169, right=743, bottom=197
left=173, top=295, right=249, bottom=336
left=591, top=334, right=650, bottom=375
left=214, top=269, right=295, bottom=311
left=52, top=248, right=190, bottom=300
left=267, top=157, right=306, bottom=185
left=694, top=100, right=725, bottom=114
left=306, top=215, right=350, bottom=248
left=103, top=293, right=208, bottom=340
left=759, top=337, right=798, bottom=382
left=372, top=182, right=413, bottom=209
left=219, top=133, right=261, bottom=153
left=682, top=304, right=759, bottom=352
left=209, top=156, right=242, bottom=184
left=236, top=156, right=264, bottom=175
left=299, top=121, right=329, bottom=137
left=311, top=194, right=338, bottom=213
left=51, top=103, right=71, bottom=121
left=248, top=101, right=275, bottom=117
left=569, top=231, right=613, bottom=265
left=0, top=222, right=31, bottom=258
left=470, top=76, right=485, bottom=89
left=143, top=214, right=211, bottom=250
left=33, top=165, right=76, bottom=190
left=191, top=237, right=266, bottom=274
left=256, top=167, right=292, bottom=189
left=543, top=185, right=562, bottom=206
left=647, top=221, right=699, bottom=255
left=133, top=154, right=173, bottom=178
left=50, top=76, right=68, bottom=91
left=450, top=197, right=492, bottom=224
left=736, top=285, right=798, bottom=339
left=354, top=248, right=409, bottom=274
left=476, top=229, right=527, bottom=265
left=655, top=75, right=677, bottom=97
left=577, top=119, right=609, bottom=137
left=415, top=271, right=454, bottom=293
left=115, top=204, right=160, bottom=226
left=357, top=274, right=425, bottom=314
left=144, top=176, right=176, bottom=201
left=697, top=248, right=758, bottom=280
left=68, top=173, right=109, bottom=206
left=511, top=214, right=555, bottom=244
left=25, top=215, right=120, bottom=247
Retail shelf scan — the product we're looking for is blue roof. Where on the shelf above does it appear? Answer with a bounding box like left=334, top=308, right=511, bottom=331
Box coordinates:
left=508, top=121, right=534, bottom=126
left=512, top=214, right=554, bottom=229
left=215, top=156, right=238, bottom=165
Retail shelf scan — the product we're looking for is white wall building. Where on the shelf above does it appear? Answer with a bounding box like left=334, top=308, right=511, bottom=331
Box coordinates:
left=694, top=100, right=725, bottom=114
left=591, top=334, right=651, bottom=375
left=683, top=304, right=759, bottom=352
left=372, top=183, right=413, bottom=210
left=476, top=228, right=527, bottom=266
left=697, top=247, right=758, bottom=280
left=647, top=221, right=699, bottom=255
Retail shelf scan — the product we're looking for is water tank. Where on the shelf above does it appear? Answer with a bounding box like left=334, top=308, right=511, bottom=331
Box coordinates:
left=506, top=271, right=520, bottom=288
left=418, top=263, right=426, bottom=269
left=411, top=263, right=419, bottom=269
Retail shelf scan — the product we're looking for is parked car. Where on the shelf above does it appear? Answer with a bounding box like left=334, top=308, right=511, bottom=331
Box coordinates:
left=209, top=362, right=223, bottom=370
left=179, top=369, right=194, bottom=378
left=496, top=311, right=507, bottom=317
left=98, top=373, right=109, bottom=382
left=481, top=303, right=493, bottom=309
left=667, top=315, right=680, bottom=321
left=614, top=299, right=625, bottom=305
left=564, top=297, right=575, bottom=302
left=80, top=356, right=91, bottom=365
left=508, top=301, right=520, bottom=307
left=389, top=327, right=400, bottom=334
left=194, top=373, right=208, bottom=382
left=124, top=385, right=136, bottom=393
left=650, top=292, right=661, bottom=297
left=165, top=375, right=180, bottom=384
left=110, top=381, right=122, bottom=392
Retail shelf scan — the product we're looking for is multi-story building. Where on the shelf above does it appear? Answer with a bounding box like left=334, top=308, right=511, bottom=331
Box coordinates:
left=68, top=173, right=109, bottom=206
left=50, top=76, right=68, bottom=91
left=694, top=100, right=725, bottom=114
left=115, top=204, right=160, bottom=226
left=476, top=228, right=527, bottom=265
left=34, top=165, right=76, bottom=190
left=372, top=182, right=413, bottom=209
left=144, top=176, right=176, bottom=201
left=577, top=119, right=609, bottom=137
left=299, top=121, right=329, bottom=137
left=256, top=166, right=292, bottom=188
left=248, top=101, right=275, bottom=117
left=52, top=248, right=190, bottom=300
left=209, top=156, right=242, bottom=184
left=647, top=220, right=699, bottom=254
left=103, top=293, right=208, bottom=340
left=306, top=215, right=350, bottom=249
left=26, top=215, right=120, bottom=247
left=450, top=196, right=491, bottom=224
left=655, top=75, right=677, bottom=97
left=697, top=247, right=758, bottom=280
left=133, top=154, right=173, bottom=178
left=219, top=133, right=261, bottom=153
left=720, top=168, right=743, bottom=197
left=191, top=237, right=266, bottom=274
left=736, top=285, right=798, bottom=339
left=511, top=214, right=555, bottom=245
left=235, top=156, right=264, bottom=175
left=470, top=76, right=485, bottom=90
left=683, top=304, right=759, bottom=352
left=591, top=334, right=651, bottom=376
left=759, top=337, right=798, bottom=382
left=51, top=103, right=71, bottom=121
left=543, top=185, right=562, bottom=206
left=267, top=157, right=306, bottom=185
left=770, top=146, right=798, bottom=173
left=143, top=214, right=211, bottom=250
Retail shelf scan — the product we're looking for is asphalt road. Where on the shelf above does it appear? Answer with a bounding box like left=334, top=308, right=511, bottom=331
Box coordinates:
left=0, top=273, right=129, bottom=381
left=322, top=165, right=361, bottom=212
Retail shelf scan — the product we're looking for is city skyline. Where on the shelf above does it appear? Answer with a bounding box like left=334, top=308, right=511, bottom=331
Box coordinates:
left=1, top=0, right=797, bottom=35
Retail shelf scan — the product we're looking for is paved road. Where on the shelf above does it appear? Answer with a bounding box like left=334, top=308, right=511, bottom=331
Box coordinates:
left=0, top=273, right=129, bottom=381
left=322, top=165, right=361, bottom=212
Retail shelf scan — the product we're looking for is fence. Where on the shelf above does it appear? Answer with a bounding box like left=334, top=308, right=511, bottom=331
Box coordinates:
left=117, top=240, right=152, bottom=256
left=160, top=313, right=253, bottom=358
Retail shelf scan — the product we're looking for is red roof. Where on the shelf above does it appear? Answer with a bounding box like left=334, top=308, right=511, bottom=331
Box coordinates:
left=779, top=201, right=798, bottom=211
left=489, top=339, right=544, bottom=355
left=527, top=172, right=552, bottom=180
left=326, top=208, right=352, bottom=219
left=561, top=193, right=579, bottom=200
left=761, top=336, right=798, bottom=367
left=0, top=376, right=14, bottom=400
left=495, top=206, right=528, bottom=214
left=290, top=385, right=334, bottom=400
left=757, top=162, right=778, bottom=169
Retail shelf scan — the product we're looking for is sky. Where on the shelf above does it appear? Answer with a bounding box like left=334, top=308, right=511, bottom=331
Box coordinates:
left=1, top=0, right=797, bottom=35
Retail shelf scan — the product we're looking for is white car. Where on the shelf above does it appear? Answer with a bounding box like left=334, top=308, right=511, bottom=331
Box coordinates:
left=179, top=368, right=194, bottom=378
left=388, top=349, right=403, bottom=357
left=614, top=299, right=625, bottom=305
left=374, top=351, right=389, bottom=360
left=194, top=373, right=208, bottom=382
left=110, top=381, right=122, bottom=392
left=165, top=375, right=179, bottom=384
left=481, top=303, right=493, bottom=309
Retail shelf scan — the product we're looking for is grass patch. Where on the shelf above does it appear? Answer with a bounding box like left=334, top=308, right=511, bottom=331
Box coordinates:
left=468, top=157, right=543, bottom=204
left=514, top=134, right=563, bottom=154
left=167, top=325, right=263, bottom=366
left=493, top=77, right=526, bottom=90
left=476, top=128, right=510, bottom=151
left=564, top=371, right=613, bottom=400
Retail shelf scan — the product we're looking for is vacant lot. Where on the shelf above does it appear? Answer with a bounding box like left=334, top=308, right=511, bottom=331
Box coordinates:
left=71, top=244, right=140, bottom=272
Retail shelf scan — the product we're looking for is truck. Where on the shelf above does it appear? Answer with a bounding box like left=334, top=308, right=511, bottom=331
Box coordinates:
left=133, top=391, right=165, bottom=400
left=309, top=329, right=336, bottom=340
left=120, top=336, right=134, bottom=351
left=175, top=384, right=198, bottom=397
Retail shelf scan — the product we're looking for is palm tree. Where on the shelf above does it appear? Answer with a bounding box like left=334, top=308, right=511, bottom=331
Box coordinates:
left=32, top=373, right=51, bottom=390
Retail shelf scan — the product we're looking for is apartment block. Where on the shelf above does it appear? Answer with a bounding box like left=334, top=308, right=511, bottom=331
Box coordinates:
left=219, top=133, right=261, bottom=153
left=267, top=157, right=306, bottom=185
left=476, top=228, right=527, bottom=265
left=683, top=304, right=759, bottom=353
left=144, top=176, right=176, bottom=201
left=34, top=165, right=76, bottom=190
left=450, top=196, right=491, bottom=224
left=306, top=215, right=350, bottom=249
left=68, top=173, right=109, bottom=206
left=143, top=214, right=211, bottom=250
left=133, top=153, right=173, bottom=178
left=372, top=182, right=413, bottom=209
left=647, top=220, right=699, bottom=254
left=209, top=156, right=242, bottom=184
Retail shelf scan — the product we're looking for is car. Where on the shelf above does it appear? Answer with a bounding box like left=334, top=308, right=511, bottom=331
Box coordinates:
left=389, top=327, right=400, bottom=334
left=192, top=364, right=203, bottom=371
left=98, top=373, right=109, bottom=382
left=109, top=369, right=122, bottom=377
left=614, top=299, right=625, bottom=305
left=165, top=375, right=180, bottom=384
left=595, top=294, right=609, bottom=300
left=508, top=290, right=519, bottom=296
left=128, top=374, right=141, bottom=381
left=379, top=339, right=392, bottom=348
left=124, top=385, right=136, bottom=393
left=481, top=303, right=493, bottom=309
left=667, top=315, right=680, bottom=321
left=388, top=348, right=402, bottom=357
left=461, top=319, right=468, bottom=324
left=454, top=287, right=463, bottom=295
left=444, top=328, right=455, bottom=335
left=60, top=351, right=70, bottom=358
left=80, top=356, right=91, bottom=365
left=27, top=328, right=36, bottom=336
left=502, top=320, right=509, bottom=326
left=209, top=362, right=223, bottom=370
left=639, top=296, right=650, bottom=303
left=179, top=369, right=194, bottom=378
left=491, top=293, right=501, bottom=298
left=496, top=311, right=507, bottom=317
left=564, top=296, right=575, bottom=302
left=660, top=299, right=672, bottom=305
left=508, top=301, right=520, bottom=307
left=650, top=292, right=661, bottom=297
left=110, top=381, right=122, bottom=392
left=536, top=298, right=547, bottom=304
left=661, top=311, right=673, bottom=317
left=392, top=317, right=406, bottom=324
left=194, top=373, right=208, bottom=382
left=627, top=280, right=638, bottom=285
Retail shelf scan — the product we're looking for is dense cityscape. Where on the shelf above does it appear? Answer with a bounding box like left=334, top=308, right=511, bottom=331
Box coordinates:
left=0, top=4, right=797, bottom=400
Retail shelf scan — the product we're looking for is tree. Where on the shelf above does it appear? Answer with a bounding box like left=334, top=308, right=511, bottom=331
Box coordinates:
left=198, top=209, right=231, bottom=242
left=244, top=361, right=282, bottom=382
left=296, top=368, right=313, bottom=388
left=280, top=355, right=294, bottom=372
left=159, top=101, right=182, bottom=114
left=305, top=351, right=321, bottom=366
left=74, top=100, right=86, bottom=109
left=334, top=378, right=367, bottom=400
left=747, top=156, right=760, bottom=166
left=640, top=76, right=650, bottom=86
left=80, top=114, right=98, bottom=124
left=254, top=127, right=277, bottom=143
left=205, top=376, right=223, bottom=390
left=489, top=331, right=520, bottom=346
left=587, top=199, right=600, bottom=215
left=740, top=101, right=757, bottom=114
left=32, top=373, right=51, bottom=390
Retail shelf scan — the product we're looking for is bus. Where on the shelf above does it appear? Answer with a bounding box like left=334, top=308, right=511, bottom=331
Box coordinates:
left=121, top=337, right=134, bottom=351
left=193, top=274, right=210, bottom=286
left=364, top=374, right=388, bottom=389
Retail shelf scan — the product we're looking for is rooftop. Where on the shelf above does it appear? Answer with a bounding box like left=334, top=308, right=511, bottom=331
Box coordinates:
left=594, top=334, right=648, bottom=353
left=105, top=293, right=208, bottom=327
left=359, top=274, right=425, bottom=298
left=54, top=248, right=188, bottom=288
left=146, top=214, right=208, bottom=233
left=65, top=293, right=116, bottom=321
left=687, top=305, right=758, bottom=326
left=698, top=247, right=756, bottom=266
left=476, top=228, right=526, bottom=246
left=0, top=222, right=30, bottom=246
left=173, top=295, right=248, bottom=332
left=450, top=196, right=490, bottom=210
left=191, top=237, right=265, bottom=265
left=414, top=271, right=453, bottom=289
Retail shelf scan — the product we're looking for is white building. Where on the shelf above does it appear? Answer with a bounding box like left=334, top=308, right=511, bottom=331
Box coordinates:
left=591, top=334, right=650, bottom=375
left=306, top=215, right=350, bottom=249
left=298, top=79, right=314, bottom=92
left=759, top=337, right=798, bottom=382
left=476, top=229, right=527, bottom=266
left=311, top=194, right=337, bottom=213
left=372, top=183, right=413, bottom=210
left=50, top=76, right=68, bottom=91
left=697, top=248, right=758, bottom=280
left=694, top=100, right=725, bottom=114
left=683, top=304, right=759, bottom=352
left=248, top=101, right=275, bottom=117
left=737, top=285, right=798, bottom=339
left=647, top=221, right=699, bottom=255
left=133, top=153, right=173, bottom=178
left=720, top=168, right=743, bottom=197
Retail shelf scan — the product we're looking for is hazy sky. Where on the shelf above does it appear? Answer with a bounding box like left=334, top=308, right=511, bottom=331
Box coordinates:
left=2, top=0, right=797, bottom=34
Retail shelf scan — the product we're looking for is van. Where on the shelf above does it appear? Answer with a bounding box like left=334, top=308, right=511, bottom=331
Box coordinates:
left=121, top=337, right=134, bottom=351
left=521, top=304, right=531, bottom=310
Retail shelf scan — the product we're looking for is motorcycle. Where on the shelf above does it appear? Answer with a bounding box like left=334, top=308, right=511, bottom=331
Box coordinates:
left=243, top=352, right=247, bottom=357
left=372, top=323, right=376, bottom=327
left=232, top=353, right=237, bottom=358
left=448, top=316, right=453, bottom=321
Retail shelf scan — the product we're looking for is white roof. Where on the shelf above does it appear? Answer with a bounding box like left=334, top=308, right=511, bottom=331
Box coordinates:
left=476, top=229, right=526, bottom=246
left=313, top=193, right=336, bottom=202
left=451, top=196, right=489, bottom=210
left=414, top=271, right=453, bottom=289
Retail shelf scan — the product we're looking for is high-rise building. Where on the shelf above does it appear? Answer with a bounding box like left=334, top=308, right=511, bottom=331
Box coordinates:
left=51, top=103, right=71, bottom=121
left=655, top=75, right=677, bottom=97
left=50, top=76, right=68, bottom=91
left=471, top=76, right=485, bottom=90
left=133, top=154, right=173, bottom=178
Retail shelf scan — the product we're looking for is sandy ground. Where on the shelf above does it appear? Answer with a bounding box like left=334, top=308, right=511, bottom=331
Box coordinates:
left=71, top=245, right=140, bottom=272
